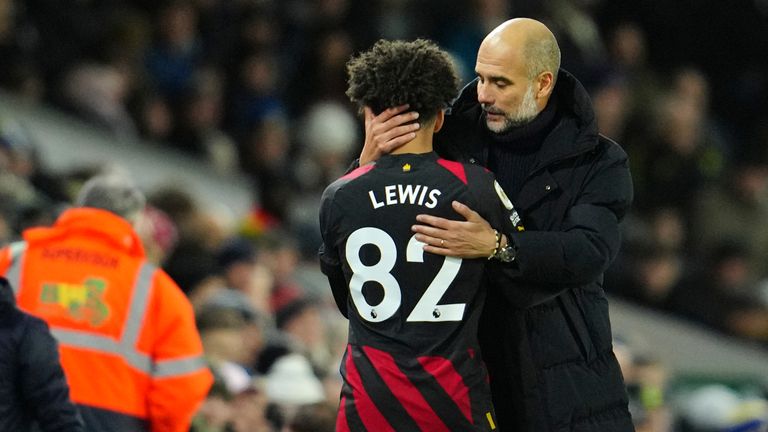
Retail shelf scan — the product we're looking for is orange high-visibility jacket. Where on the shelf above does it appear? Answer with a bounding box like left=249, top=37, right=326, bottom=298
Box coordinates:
left=0, top=208, right=213, bottom=432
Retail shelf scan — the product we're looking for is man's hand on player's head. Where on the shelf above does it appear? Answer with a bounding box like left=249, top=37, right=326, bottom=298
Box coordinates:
left=359, top=105, right=421, bottom=165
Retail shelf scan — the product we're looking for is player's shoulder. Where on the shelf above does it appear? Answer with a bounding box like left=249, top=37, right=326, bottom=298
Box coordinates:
left=433, top=157, right=493, bottom=186
left=322, top=163, right=377, bottom=201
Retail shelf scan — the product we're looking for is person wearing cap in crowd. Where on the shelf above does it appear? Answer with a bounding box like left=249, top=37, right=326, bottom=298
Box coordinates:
left=163, top=240, right=227, bottom=311
left=216, top=236, right=276, bottom=313
left=0, top=173, right=213, bottom=432
left=197, top=289, right=267, bottom=376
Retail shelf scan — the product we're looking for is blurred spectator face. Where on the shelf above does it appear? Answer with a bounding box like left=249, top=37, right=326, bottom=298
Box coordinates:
left=218, top=238, right=273, bottom=312
left=63, top=63, right=133, bottom=133
left=136, top=206, right=179, bottom=265
left=638, top=252, right=682, bottom=300
left=184, top=70, right=224, bottom=130
left=248, top=117, right=290, bottom=168
left=241, top=14, right=279, bottom=49
left=659, top=97, right=703, bottom=156
left=318, top=0, right=349, bottom=19
left=229, top=389, right=270, bottom=432
left=160, top=2, right=198, bottom=49
left=282, top=304, right=326, bottom=350
left=716, top=257, right=751, bottom=290
left=198, top=307, right=248, bottom=364
left=734, top=165, right=768, bottom=203
left=0, top=0, right=14, bottom=40
left=610, top=22, right=647, bottom=68
left=259, top=241, right=300, bottom=286
left=184, top=210, right=231, bottom=250
left=140, top=96, right=174, bottom=140
left=592, top=77, right=630, bottom=139
left=724, top=307, right=768, bottom=340
left=188, top=275, right=227, bottom=311
left=203, top=326, right=244, bottom=364
left=224, top=259, right=258, bottom=293
left=673, top=67, right=710, bottom=109
left=196, top=393, right=233, bottom=430
left=317, top=31, right=353, bottom=70
left=241, top=53, right=278, bottom=94
left=649, top=208, right=685, bottom=252
left=0, top=128, right=36, bottom=179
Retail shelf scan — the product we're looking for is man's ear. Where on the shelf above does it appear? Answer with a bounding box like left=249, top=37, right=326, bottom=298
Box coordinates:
left=433, top=110, right=445, bottom=132
left=536, top=71, right=555, bottom=99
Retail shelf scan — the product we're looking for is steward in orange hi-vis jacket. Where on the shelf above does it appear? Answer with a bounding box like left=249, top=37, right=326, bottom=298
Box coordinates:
left=0, top=174, right=213, bottom=432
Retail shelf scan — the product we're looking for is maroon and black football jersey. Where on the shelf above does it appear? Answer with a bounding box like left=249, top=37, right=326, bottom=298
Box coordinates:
left=319, top=152, right=515, bottom=431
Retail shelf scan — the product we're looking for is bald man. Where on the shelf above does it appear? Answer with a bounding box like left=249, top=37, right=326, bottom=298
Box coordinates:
left=357, top=19, right=635, bottom=431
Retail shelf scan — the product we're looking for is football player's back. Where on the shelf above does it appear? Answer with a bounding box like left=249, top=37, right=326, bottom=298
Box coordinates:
left=321, top=151, right=510, bottom=431
left=318, top=39, right=504, bottom=431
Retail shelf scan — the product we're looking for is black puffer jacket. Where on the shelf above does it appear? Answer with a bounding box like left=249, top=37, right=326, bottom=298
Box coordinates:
left=0, top=277, right=84, bottom=432
left=435, top=70, right=635, bottom=431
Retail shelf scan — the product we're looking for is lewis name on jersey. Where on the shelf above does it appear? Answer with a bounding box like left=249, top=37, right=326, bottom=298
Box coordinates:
left=368, top=184, right=442, bottom=209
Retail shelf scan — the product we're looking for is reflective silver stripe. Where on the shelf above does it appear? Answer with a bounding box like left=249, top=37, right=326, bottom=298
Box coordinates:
left=6, top=241, right=27, bottom=295
left=51, top=328, right=152, bottom=373
left=48, top=261, right=201, bottom=378
left=49, top=262, right=157, bottom=374
left=153, top=355, right=208, bottom=378
left=121, top=263, right=156, bottom=347
left=51, top=329, right=118, bottom=354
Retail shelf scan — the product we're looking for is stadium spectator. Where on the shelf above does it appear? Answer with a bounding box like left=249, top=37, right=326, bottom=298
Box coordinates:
left=690, top=153, right=768, bottom=279
left=162, top=241, right=227, bottom=310
left=0, top=173, right=213, bottom=432
left=668, top=241, right=768, bottom=344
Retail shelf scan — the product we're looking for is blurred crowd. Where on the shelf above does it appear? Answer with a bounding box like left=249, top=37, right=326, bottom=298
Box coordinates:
left=1, top=0, right=768, bottom=430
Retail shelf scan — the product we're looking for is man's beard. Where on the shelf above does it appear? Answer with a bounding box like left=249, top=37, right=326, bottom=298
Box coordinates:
left=483, top=83, right=539, bottom=133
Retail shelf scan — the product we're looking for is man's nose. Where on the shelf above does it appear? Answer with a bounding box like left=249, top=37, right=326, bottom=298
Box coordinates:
left=477, top=82, right=493, bottom=105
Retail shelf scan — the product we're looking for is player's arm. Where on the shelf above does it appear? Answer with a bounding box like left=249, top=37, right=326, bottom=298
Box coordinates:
left=318, top=189, right=349, bottom=318
left=319, top=244, right=348, bottom=318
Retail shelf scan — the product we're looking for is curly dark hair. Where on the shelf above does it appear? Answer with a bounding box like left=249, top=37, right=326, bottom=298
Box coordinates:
left=346, top=38, right=459, bottom=122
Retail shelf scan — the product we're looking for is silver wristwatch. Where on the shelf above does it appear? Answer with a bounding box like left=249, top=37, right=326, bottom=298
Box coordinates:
left=493, top=243, right=517, bottom=262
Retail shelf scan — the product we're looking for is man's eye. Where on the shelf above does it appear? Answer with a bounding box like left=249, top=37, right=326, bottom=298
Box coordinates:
left=495, top=80, right=507, bottom=88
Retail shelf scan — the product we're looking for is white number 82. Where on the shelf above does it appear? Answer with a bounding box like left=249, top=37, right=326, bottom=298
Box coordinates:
left=345, top=227, right=466, bottom=323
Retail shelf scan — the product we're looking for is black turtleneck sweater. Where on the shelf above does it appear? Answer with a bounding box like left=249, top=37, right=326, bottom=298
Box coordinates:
left=486, top=100, right=558, bottom=202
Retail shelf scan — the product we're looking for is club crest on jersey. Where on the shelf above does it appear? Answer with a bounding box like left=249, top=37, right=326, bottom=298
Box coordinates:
left=39, top=277, right=111, bottom=326
left=402, top=163, right=411, bottom=172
